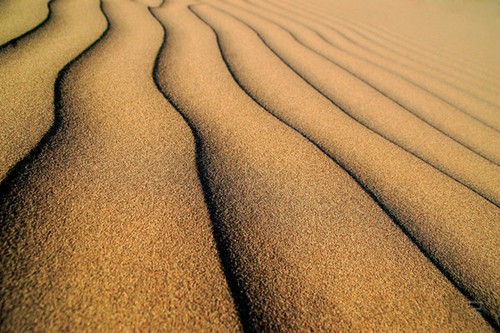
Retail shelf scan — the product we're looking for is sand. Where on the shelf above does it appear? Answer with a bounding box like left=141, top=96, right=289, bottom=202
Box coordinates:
left=0, top=0, right=498, bottom=331
left=0, top=0, right=50, bottom=46
left=0, top=0, right=240, bottom=331
left=0, top=0, right=107, bottom=182
left=232, top=0, right=500, bottom=165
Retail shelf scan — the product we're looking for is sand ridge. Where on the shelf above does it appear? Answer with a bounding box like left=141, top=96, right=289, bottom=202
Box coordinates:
left=0, top=0, right=50, bottom=46
left=289, top=0, right=500, bottom=91
left=228, top=0, right=500, bottom=165
left=1, top=0, right=239, bottom=331
left=0, top=0, right=107, bottom=182
left=206, top=0, right=500, bottom=207
left=154, top=1, right=493, bottom=330
left=0, top=0, right=498, bottom=330
left=191, top=2, right=500, bottom=324
left=271, top=0, right=500, bottom=110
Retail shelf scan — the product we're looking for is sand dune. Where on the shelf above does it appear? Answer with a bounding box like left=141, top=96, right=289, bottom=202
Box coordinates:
left=293, top=0, right=500, bottom=87
left=272, top=0, right=500, bottom=108
left=0, top=0, right=50, bottom=46
left=1, top=0, right=240, bottom=331
left=231, top=0, right=500, bottom=164
left=192, top=2, right=500, bottom=325
left=0, top=0, right=498, bottom=331
left=0, top=0, right=106, bottom=182
left=208, top=0, right=500, bottom=206
left=154, top=1, right=493, bottom=330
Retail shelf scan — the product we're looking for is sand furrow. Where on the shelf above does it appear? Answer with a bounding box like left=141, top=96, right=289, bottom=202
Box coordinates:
left=194, top=3, right=500, bottom=326
left=292, top=1, right=500, bottom=92
left=209, top=1, right=500, bottom=207
left=282, top=0, right=500, bottom=103
left=0, top=0, right=240, bottom=331
left=255, top=0, right=500, bottom=129
left=0, top=0, right=107, bottom=182
left=219, top=0, right=500, bottom=168
left=0, top=0, right=50, bottom=47
left=153, top=1, right=493, bottom=331
left=307, top=0, right=500, bottom=80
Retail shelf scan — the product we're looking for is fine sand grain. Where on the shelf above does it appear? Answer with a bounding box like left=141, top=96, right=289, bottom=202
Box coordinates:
left=263, top=0, right=500, bottom=115
left=0, top=0, right=107, bottom=181
left=1, top=0, right=239, bottom=331
left=1, top=0, right=499, bottom=331
left=154, top=1, right=493, bottom=330
left=228, top=0, right=500, bottom=164
left=207, top=0, right=500, bottom=206
left=0, top=0, right=50, bottom=46
left=192, top=2, right=500, bottom=324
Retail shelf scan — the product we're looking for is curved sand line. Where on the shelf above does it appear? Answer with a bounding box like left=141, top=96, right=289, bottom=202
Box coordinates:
left=217, top=0, right=500, bottom=168
left=280, top=0, right=500, bottom=103
left=304, top=0, right=500, bottom=81
left=287, top=0, right=500, bottom=98
left=134, top=0, right=164, bottom=7
left=208, top=1, right=500, bottom=207
left=154, top=1, right=493, bottom=331
left=0, top=0, right=50, bottom=47
left=253, top=0, right=500, bottom=129
left=287, top=0, right=500, bottom=90
left=194, top=3, right=500, bottom=325
left=0, top=0, right=107, bottom=182
left=232, top=1, right=500, bottom=164
left=298, top=4, right=500, bottom=115
left=0, top=0, right=240, bottom=331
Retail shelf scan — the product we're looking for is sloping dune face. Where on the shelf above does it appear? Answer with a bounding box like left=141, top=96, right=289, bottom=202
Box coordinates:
left=0, top=0, right=498, bottom=331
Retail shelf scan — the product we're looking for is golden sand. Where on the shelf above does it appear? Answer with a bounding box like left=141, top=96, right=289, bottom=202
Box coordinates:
left=0, top=0, right=50, bottom=46
left=0, top=0, right=498, bottom=331
left=0, top=0, right=106, bottom=181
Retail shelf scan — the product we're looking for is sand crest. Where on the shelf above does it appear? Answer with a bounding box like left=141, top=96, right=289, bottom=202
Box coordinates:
left=1, top=0, right=239, bottom=331
left=0, top=0, right=498, bottom=330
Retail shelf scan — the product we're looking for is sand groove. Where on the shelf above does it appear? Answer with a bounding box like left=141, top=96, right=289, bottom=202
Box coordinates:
left=232, top=0, right=500, bottom=165
left=1, top=0, right=498, bottom=330
left=285, top=0, right=500, bottom=91
left=298, top=0, right=500, bottom=82
left=0, top=0, right=107, bottom=182
left=253, top=0, right=500, bottom=130
left=153, top=1, right=494, bottom=331
left=207, top=0, right=500, bottom=208
left=193, top=3, right=500, bottom=325
left=276, top=0, right=500, bottom=105
left=0, top=0, right=50, bottom=47
left=1, top=0, right=240, bottom=331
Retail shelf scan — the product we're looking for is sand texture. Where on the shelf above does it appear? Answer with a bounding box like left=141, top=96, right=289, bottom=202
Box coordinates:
left=1, top=0, right=499, bottom=331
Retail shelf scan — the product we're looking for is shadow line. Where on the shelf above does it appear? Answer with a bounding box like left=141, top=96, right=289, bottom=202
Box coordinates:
left=289, top=0, right=500, bottom=83
left=190, top=5, right=499, bottom=329
left=225, top=0, right=500, bottom=164
left=0, top=0, right=110, bottom=201
left=0, top=0, right=54, bottom=50
left=149, top=7, right=250, bottom=333
left=251, top=0, right=500, bottom=128
left=264, top=0, right=500, bottom=99
left=206, top=2, right=500, bottom=206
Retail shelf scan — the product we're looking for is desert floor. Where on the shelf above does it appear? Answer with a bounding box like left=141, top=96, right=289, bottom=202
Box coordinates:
left=0, top=0, right=499, bottom=331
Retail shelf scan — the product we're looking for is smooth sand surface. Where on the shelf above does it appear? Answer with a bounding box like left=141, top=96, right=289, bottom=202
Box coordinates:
left=0, top=0, right=50, bottom=46
left=1, top=0, right=499, bottom=331
left=231, top=0, right=500, bottom=164
left=264, top=0, right=500, bottom=121
left=209, top=0, right=500, bottom=206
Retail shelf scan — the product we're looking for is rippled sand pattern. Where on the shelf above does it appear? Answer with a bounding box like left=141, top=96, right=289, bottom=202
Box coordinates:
left=1, top=0, right=498, bottom=331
